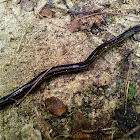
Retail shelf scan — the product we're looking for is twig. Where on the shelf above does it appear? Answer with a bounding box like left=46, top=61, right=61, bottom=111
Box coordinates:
left=123, top=8, right=140, bottom=12
left=82, top=10, right=137, bottom=19
left=122, top=125, right=140, bottom=139
left=50, top=5, right=103, bottom=15
left=124, top=50, right=135, bottom=114
left=16, top=17, right=36, bottom=52
left=44, top=4, right=139, bottom=19
left=125, top=81, right=129, bottom=114
left=18, top=38, right=87, bottom=105
left=16, top=30, right=27, bottom=52
left=62, top=0, right=69, bottom=9
left=7, top=7, right=31, bottom=52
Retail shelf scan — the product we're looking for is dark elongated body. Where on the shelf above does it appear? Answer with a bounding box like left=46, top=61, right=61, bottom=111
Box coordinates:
left=0, top=24, right=140, bottom=109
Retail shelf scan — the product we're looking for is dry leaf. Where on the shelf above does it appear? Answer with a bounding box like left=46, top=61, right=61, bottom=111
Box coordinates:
left=70, top=14, right=104, bottom=32
left=39, top=7, right=53, bottom=19
left=45, top=97, right=66, bottom=116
